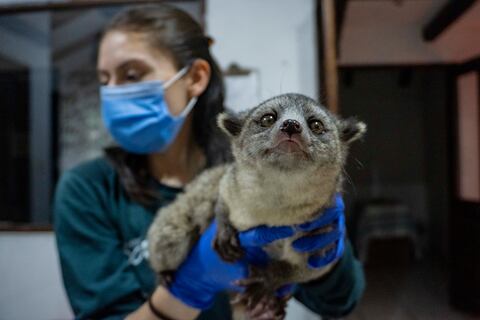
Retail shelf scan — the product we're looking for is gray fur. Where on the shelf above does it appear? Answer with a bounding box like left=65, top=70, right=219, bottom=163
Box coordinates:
left=147, top=93, right=366, bottom=309
left=147, top=165, right=227, bottom=272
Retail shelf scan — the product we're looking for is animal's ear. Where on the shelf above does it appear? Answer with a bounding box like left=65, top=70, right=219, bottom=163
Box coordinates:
left=217, top=112, right=244, bottom=137
left=338, top=118, right=367, bottom=144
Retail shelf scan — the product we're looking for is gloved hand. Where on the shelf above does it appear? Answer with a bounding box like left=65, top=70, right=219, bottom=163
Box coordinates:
left=169, top=195, right=345, bottom=309
left=292, top=194, right=346, bottom=268
left=239, top=226, right=298, bottom=299
left=268, top=195, right=347, bottom=298
left=168, top=219, right=294, bottom=310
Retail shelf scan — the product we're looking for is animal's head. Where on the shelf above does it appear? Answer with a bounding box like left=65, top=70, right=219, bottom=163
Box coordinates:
left=217, top=93, right=366, bottom=171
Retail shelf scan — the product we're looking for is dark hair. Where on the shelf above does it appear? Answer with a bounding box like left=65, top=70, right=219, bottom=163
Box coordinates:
left=102, top=4, right=231, bottom=205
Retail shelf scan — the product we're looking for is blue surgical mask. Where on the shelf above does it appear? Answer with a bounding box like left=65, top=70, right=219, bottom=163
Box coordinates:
left=100, top=66, right=198, bottom=154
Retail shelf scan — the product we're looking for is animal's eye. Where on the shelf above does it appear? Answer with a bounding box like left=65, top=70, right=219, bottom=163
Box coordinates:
left=309, top=119, right=326, bottom=134
left=260, top=114, right=276, bottom=127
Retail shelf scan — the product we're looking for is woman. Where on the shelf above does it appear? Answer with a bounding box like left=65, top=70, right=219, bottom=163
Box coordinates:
left=54, top=4, right=365, bottom=320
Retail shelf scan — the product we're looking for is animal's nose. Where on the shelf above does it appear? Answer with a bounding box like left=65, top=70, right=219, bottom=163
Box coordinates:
left=280, top=119, right=302, bottom=135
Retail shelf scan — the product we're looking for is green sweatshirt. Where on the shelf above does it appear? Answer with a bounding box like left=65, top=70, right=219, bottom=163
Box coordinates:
left=54, top=157, right=365, bottom=320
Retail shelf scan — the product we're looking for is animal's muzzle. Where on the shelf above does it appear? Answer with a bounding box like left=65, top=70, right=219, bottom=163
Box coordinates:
left=280, top=119, right=302, bottom=136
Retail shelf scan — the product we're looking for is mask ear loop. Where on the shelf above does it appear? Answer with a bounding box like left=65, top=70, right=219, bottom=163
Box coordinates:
left=177, top=96, right=198, bottom=118
left=163, top=65, right=190, bottom=89
left=164, top=64, right=198, bottom=118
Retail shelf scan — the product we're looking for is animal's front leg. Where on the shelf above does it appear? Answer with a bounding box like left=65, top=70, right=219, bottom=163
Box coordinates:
left=235, top=261, right=296, bottom=320
left=213, top=198, right=245, bottom=262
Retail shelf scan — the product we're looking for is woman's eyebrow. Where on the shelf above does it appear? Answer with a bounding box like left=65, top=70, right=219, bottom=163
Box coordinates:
left=116, top=59, right=147, bottom=71
left=97, top=59, right=142, bottom=74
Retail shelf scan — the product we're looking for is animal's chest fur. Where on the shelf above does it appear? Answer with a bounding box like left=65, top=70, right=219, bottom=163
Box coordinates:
left=221, top=165, right=339, bottom=231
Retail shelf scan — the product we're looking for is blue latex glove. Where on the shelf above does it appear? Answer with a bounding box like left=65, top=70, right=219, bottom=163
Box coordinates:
left=169, top=220, right=294, bottom=310
left=237, top=224, right=295, bottom=266
left=270, top=195, right=347, bottom=297
left=235, top=195, right=346, bottom=299
left=292, top=194, right=346, bottom=268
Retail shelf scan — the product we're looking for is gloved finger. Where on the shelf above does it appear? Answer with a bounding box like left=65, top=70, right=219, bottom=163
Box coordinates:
left=292, top=228, right=342, bottom=253
left=275, top=283, right=298, bottom=297
left=296, top=194, right=344, bottom=232
left=307, top=247, right=337, bottom=269
left=338, top=213, right=346, bottom=234
left=307, top=238, right=345, bottom=268
left=238, top=225, right=294, bottom=247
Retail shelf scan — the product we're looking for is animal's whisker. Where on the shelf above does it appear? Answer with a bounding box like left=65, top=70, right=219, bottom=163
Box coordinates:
left=342, top=165, right=356, bottom=196
left=354, top=158, right=364, bottom=169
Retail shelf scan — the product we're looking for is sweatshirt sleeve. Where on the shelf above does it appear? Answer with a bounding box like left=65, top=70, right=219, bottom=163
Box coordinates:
left=293, top=240, right=366, bottom=318
left=53, top=170, right=144, bottom=319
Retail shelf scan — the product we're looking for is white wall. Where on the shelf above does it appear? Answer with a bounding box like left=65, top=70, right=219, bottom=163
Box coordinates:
left=0, top=232, right=73, bottom=320
left=206, top=0, right=318, bottom=111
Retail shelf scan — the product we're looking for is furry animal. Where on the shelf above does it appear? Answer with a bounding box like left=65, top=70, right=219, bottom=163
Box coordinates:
left=147, top=93, right=366, bottom=319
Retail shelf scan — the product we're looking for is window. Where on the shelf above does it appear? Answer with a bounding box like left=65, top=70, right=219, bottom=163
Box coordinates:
left=0, top=1, right=203, bottom=226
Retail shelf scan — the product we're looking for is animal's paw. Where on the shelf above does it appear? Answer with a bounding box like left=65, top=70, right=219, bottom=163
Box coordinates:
left=231, top=266, right=275, bottom=310
left=232, top=264, right=292, bottom=319
left=244, top=295, right=288, bottom=320
left=232, top=279, right=287, bottom=320
left=213, top=223, right=244, bottom=262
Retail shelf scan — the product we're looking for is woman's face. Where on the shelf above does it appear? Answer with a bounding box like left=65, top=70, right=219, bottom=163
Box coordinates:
left=97, top=30, right=189, bottom=116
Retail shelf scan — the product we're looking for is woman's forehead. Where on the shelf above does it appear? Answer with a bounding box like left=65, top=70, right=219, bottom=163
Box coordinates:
left=97, top=30, right=175, bottom=72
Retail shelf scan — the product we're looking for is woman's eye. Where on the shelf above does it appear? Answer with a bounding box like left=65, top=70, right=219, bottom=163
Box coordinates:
left=309, top=120, right=326, bottom=134
left=125, top=69, right=142, bottom=82
left=260, top=114, right=276, bottom=127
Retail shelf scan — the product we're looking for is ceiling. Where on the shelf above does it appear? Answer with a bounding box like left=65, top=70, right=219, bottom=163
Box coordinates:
left=339, top=0, right=480, bottom=65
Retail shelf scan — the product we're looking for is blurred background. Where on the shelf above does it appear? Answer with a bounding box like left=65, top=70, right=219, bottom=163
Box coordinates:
left=0, top=0, right=479, bottom=319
